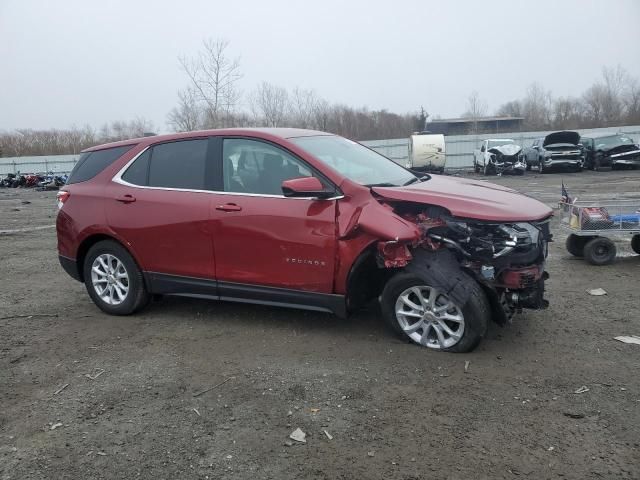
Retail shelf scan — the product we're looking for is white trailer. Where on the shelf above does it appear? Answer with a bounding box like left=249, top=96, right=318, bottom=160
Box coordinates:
left=406, top=133, right=446, bottom=172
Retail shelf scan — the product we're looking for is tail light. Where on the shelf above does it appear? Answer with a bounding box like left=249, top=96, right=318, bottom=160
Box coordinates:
left=56, top=190, right=70, bottom=209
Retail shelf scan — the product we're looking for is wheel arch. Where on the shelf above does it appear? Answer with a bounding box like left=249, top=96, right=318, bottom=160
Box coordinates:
left=344, top=242, right=391, bottom=313
left=75, top=234, right=140, bottom=282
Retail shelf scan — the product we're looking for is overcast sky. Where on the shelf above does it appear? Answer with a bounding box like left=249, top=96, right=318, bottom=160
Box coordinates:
left=1, top=0, right=639, bottom=131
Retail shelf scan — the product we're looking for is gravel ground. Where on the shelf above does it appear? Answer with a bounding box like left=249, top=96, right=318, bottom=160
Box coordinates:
left=1, top=169, right=639, bottom=480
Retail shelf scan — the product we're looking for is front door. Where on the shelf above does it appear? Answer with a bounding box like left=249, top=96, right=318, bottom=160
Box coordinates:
left=211, top=137, right=337, bottom=294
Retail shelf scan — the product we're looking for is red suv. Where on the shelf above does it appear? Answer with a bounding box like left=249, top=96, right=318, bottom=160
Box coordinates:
left=57, top=128, right=553, bottom=352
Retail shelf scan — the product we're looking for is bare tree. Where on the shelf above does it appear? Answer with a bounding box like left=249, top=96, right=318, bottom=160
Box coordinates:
left=462, top=91, right=487, bottom=133
left=289, top=88, right=321, bottom=128
left=552, top=97, right=583, bottom=129
left=167, top=88, right=201, bottom=132
left=522, top=82, right=552, bottom=130
left=624, top=76, right=640, bottom=123
left=582, top=83, right=606, bottom=127
left=600, top=65, right=627, bottom=125
left=178, top=38, right=242, bottom=128
left=496, top=100, right=523, bottom=118
left=249, top=82, right=289, bottom=127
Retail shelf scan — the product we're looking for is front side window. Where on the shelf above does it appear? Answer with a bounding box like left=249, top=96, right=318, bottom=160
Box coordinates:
left=290, top=135, right=415, bottom=187
left=223, top=138, right=313, bottom=195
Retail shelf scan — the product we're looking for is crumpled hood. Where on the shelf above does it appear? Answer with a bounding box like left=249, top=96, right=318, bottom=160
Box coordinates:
left=372, top=175, right=552, bottom=222
left=488, top=143, right=522, bottom=156
left=544, top=131, right=580, bottom=147
left=601, top=142, right=640, bottom=154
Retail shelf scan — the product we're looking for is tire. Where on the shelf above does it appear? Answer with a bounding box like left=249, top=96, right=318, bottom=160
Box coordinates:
left=565, top=234, right=593, bottom=257
left=380, top=250, right=489, bottom=353
left=474, top=162, right=480, bottom=174
left=83, top=240, right=150, bottom=315
left=526, top=163, right=532, bottom=171
left=537, top=161, right=544, bottom=174
left=631, top=235, right=640, bottom=255
left=483, top=163, right=492, bottom=176
left=583, top=237, right=617, bottom=266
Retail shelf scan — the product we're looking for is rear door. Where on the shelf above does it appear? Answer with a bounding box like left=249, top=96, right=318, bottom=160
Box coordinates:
left=106, top=137, right=217, bottom=281
left=210, top=137, right=338, bottom=293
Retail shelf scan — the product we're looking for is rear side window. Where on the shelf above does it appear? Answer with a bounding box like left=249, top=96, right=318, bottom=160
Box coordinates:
left=122, top=149, right=150, bottom=185
left=148, top=140, right=208, bottom=189
left=67, top=145, right=134, bottom=184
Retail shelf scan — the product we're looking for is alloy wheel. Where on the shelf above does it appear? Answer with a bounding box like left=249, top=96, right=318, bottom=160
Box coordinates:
left=394, top=286, right=465, bottom=349
left=91, top=253, right=130, bottom=305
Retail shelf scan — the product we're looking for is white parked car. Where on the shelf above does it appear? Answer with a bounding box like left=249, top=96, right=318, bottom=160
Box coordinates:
left=474, top=139, right=526, bottom=175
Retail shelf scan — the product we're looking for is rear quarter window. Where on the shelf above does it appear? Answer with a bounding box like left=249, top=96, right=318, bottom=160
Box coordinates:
left=67, top=145, right=134, bottom=184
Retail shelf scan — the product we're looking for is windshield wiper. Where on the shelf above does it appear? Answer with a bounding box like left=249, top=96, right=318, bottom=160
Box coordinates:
left=403, top=174, right=431, bottom=186
left=364, top=182, right=398, bottom=187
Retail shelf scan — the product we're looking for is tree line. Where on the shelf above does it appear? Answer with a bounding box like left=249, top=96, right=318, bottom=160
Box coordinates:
left=2, top=38, right=639, bottom=157
left=465, top=66, right=640, bottom=133
left=0, top=118, right=155, bottom=158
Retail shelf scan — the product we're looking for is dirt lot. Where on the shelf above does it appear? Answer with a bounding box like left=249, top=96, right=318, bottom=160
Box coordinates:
left=1, top=170, right=639, bottom=480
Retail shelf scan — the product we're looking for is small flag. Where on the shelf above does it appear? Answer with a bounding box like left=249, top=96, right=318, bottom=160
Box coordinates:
left=561, top=181, right=571, bottom=203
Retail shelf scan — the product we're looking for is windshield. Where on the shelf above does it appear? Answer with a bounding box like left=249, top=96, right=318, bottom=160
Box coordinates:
left=595, top=135, right=635, bottom=148
left=290, top=135, right=416, bottom=187
left=487, top=140, right=515, bottom=148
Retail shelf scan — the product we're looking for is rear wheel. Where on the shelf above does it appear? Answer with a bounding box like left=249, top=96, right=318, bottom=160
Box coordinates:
left=566, top=234, right=593, bottom=257
left=381, top=252, right=489, bottom=353
left=526, top=162, right=532, bottom=171
left=583, top=237, right=616, bottom=266
left=631, top=235, right=640, bottom=255
left=83, top=240, right=150, bottom=315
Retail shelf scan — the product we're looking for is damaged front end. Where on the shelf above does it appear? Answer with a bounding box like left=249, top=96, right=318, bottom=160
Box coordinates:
left=487, top=145, right=526, bottom=175
left=375, top=204, right=552, bottom=324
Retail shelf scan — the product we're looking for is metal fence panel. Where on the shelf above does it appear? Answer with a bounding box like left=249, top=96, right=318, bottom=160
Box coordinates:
left=0, top=154, right=80, bottom=175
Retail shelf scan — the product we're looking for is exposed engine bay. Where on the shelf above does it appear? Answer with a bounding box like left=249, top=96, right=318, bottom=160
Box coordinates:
left=374, top=202, right=552, bottom=324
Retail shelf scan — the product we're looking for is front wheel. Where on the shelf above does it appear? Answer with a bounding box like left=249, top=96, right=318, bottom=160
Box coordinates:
left=483, top=163, right=493, bottom=176
left=83, top=240, right=150, bottom=315
left=537, top=161, right=544, bottom=174
left=381, top=254, right=489, bottom=352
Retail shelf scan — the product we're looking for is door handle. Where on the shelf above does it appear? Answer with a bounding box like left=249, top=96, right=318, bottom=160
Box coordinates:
left=216, top=203, right=242, bottom=212
left=115, top=194, right=136, bottom=203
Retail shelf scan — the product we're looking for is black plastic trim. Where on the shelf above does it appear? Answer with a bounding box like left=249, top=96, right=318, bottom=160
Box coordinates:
left=59, top=255, right=81, bottom=282
left=143, top=272, right=346, bottom=317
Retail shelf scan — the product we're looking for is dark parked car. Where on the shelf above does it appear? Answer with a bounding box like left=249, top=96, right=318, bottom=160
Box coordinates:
left=56, top=128, right=552, bottom=352
left=523, top=131, right=584, bottom=173
left=580, top=134, right=640, bottom=170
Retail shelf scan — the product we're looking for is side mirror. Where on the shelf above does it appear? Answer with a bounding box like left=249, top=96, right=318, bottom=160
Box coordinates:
left=282, top=177, right=333, bottom=199
left=480, top=146, right=485, bottom=152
